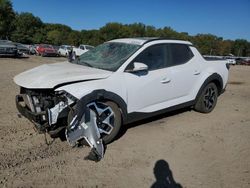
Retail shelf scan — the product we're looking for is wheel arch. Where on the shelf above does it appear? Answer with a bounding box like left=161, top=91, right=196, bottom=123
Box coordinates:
left=195, top=73, right=223, bottom=102
left=75, top=89, right=128, bottom=123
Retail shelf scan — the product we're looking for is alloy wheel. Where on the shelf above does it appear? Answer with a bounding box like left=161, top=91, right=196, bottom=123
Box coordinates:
left=203, top=86, right=216, bottom=110
left=87, top=102, right=115, bottom=136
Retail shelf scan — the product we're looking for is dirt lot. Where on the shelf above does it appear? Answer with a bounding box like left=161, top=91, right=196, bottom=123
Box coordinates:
left=0, top=56, right=249, bottom=188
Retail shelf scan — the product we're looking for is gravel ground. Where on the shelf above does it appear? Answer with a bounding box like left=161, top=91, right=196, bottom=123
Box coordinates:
left=0, top=56, right=249, bottom=188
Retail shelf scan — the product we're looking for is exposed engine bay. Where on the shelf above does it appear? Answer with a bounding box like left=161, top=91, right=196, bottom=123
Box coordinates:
left=16, top=87, right=104, bottom=161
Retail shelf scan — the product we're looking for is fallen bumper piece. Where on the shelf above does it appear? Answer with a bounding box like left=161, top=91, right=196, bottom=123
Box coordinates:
left=66, top=110, right=104, bottom=162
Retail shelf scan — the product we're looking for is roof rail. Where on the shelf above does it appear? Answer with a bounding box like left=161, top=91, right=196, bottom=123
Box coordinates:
left=142, top=37, right=191, bottom=45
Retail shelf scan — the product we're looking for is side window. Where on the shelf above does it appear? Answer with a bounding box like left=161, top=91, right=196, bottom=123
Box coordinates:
left=134, top=44, right=167, bottom=71
left=80, top=46, right=85, bottom=50
left=168, top=44, right=194, bottom=66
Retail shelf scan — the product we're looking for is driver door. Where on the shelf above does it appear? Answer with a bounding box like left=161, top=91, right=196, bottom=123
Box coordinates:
left=124, top=44, right=172, bottom=113
left=124, top=43, right=199, bottom=113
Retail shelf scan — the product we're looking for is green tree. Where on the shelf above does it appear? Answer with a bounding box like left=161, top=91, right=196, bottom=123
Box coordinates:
left=11, top=12, right=43, bottom=43
left=160, top=27, right=179, bottom=38
left=100, top=23, right=125, bottom=41
left=129, top=23, right=145, bottom=37
left=232, top=39, right=249, bottom=56
left=44, top=23, right=72, bottom=33
left=66, top=31, right=81, bottom=46
left=32, top=27, right=47, bottom=44
left=47, top=30, right=63, bottom=45
left=44, top=23, right=72, bottom=45
left=82, top=29, right=103, bottom=46
left=1, top=5, right=249, bottom=57
left=217, top=40, right=233, bottom=56
left=145, top=26, right=157, bottom=37
left=0, top=0, right=15, bottom=39
left=177, top=32, right=190, bottom=41
left=193, top=34, right=222, bottom=55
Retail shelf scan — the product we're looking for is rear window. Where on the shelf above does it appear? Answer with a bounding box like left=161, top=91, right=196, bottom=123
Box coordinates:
left=168, top=44, right=194, bottom=66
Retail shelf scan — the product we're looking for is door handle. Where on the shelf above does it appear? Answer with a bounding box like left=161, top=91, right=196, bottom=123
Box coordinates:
left=194, top=70, right=201, bottom=75
left=161, top=77, right=171, bottom=84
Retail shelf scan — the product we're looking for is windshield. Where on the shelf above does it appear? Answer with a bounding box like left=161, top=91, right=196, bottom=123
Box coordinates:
left=72, top=42, right=140, bottom=71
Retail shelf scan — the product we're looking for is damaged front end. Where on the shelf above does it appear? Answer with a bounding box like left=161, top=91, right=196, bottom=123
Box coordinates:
left=16, top=87, right=74, bottom=134
left=16, top=87, right=105, bottom=161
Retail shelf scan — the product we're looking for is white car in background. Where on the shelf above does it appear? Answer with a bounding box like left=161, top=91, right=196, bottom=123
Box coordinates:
left=58, top=45, right=72, bottom=56
left=14, top=38, right=229, bottom=161
left=73, top=44, right=94, bottom=56
left=226, top=58, right=236, bottom=65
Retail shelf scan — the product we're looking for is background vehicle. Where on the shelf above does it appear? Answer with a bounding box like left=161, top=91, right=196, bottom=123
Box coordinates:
left=235, top=58, right=250, bottom=65
left=240, top=59, right=250, bottom=66
left=225, top=58, right=236, bottom=65
left=58, top=45, right=72, bottom=56
left=14, top=43, right=29, bottom=55
left=14, top=38, right=229, bottom=160
left=52, top=45, right=60, bottom=52
left=73, top=44, right=94, bottom=56
left=36, top=44, right=58, bottom=57
left=0, top=40, right=18, bottom=57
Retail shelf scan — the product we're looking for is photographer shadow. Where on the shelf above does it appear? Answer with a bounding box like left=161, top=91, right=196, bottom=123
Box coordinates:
left=151, top=159, right=182, bottom=188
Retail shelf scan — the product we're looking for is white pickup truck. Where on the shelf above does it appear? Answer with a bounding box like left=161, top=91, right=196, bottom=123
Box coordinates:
left=14, top=38, right=229, bottom=161
left=73, top=44, right=94, bottom=56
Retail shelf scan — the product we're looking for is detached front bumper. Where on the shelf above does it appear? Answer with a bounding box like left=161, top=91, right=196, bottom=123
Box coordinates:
left=16, top=95, right=48, bottom=131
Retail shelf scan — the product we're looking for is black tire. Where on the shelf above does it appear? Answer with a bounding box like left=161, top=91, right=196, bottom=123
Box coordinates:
left=194, top=82, right=218, bottom=113
left=101, top=101, right=122, bottom=144
left=68, top=101, right=122, bottom=144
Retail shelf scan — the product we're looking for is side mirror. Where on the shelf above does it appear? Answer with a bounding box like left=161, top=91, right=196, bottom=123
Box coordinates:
left=126, top=62, right=148, bottom=73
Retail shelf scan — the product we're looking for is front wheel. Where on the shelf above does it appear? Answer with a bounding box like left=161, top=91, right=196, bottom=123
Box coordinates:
left=68, top=101, right=121, bottom=144
left=194, top=83, right=218, bottom=113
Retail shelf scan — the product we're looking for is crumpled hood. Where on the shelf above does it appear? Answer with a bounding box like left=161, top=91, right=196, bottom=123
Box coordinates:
left=14, top=61, right=112, bottom=89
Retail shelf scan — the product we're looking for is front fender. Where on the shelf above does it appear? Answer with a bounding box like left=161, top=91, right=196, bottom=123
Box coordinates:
left=56, top=84, right=128, bottom=122
left=76, top=90, right=128, bottom=121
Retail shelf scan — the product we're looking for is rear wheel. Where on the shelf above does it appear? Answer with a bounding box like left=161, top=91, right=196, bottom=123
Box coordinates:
left=194, top=83, right=218, bottom=113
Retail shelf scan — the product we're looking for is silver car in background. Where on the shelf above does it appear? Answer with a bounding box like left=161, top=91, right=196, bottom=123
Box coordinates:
left=0, top=40, right=18, bottom=57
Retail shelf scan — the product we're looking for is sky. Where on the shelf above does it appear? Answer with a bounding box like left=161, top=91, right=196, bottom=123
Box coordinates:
left=12, top=0, right=250, bottom=41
